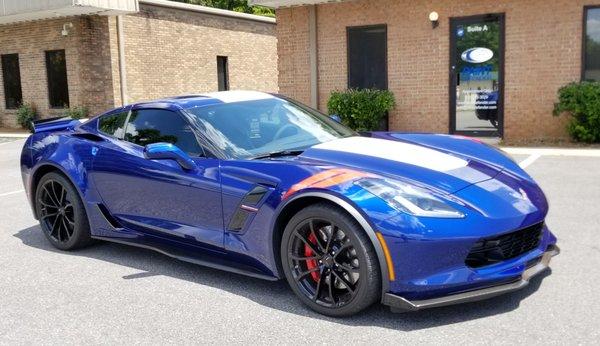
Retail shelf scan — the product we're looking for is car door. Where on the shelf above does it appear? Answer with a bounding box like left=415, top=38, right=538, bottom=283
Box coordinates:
left=90, top=106, right=223, bottom=251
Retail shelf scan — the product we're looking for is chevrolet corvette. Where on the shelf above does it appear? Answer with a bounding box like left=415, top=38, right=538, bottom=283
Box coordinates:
left=20, top=91, right=558, bottom=316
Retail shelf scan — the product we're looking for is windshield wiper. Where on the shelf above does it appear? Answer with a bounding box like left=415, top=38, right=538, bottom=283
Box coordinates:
left=250, top=150, right=304, bottom=160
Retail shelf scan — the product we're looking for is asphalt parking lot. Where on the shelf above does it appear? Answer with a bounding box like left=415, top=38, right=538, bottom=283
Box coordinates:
left=1, top=138, right=599, bottom=344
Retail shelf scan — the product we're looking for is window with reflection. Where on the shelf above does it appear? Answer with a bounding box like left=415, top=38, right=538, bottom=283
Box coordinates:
left=98, top=112, right=128, bottom=137
left=45, top=50, right=69, bottom=108
left=184, top=97, right=355, bottom=159
left=584, top=7, right=600, bottom=81
left=1, top=54, right=23, bottom=109
left=124, top=109, right=203, bottom=156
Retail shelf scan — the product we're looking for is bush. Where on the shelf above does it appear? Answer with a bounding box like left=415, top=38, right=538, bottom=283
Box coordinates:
left=553, top=82, right=600, bottom=143
left=64, top=106, right=89, bottom=120
left=327, top=89, right=396, bottom=131
left=16, top=103, right=36, bottom=132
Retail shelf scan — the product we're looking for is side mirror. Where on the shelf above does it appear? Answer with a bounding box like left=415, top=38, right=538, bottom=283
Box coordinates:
left=143, top=142, right=197, bottom=171
left=329, top=114, right=342, bottom=123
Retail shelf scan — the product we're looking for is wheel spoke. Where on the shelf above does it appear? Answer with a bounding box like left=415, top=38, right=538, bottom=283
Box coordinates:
left=324, top=223, right=335, bottom=252
left=61, top=217, right=72, bottom=238
left=333, top=242, right=352, bottom=259
left=327, top=272, right=335, bottom=304
left=332, top=270, right=355, bottom=294
left=59, top=186, right=66, bottom=204
left=335, top=262, right=360, bottom=274
left=42, top=186, right=59, bottom=207
left=294, top=230, right=321, bottom=256
left=50, top=182, right=62, bottom=206
left=308, top=220, right=326, bottom=253
left=38, top=199, right=58, bottom=209
left=63, top=214, right=75, bottom=225
left=54, top=215, right=63, bottom=241
left=41, top=212, right=58, bottom=220
left=295, top=267, right=319, bottom=281
left=290, top=254, right=319, bottom=261
left=312, top=268, right=325, bottom=302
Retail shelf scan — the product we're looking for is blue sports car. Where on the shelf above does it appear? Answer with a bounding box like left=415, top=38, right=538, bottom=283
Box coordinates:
left=20, top=91, right=558, bottom=317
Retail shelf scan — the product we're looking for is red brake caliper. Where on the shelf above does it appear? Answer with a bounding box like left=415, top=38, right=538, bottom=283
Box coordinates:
left=305, top=233, right=320, bottom=282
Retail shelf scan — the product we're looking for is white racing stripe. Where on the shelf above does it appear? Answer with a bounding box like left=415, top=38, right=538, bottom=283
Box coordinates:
left=0, top=189, right=24, bottom=197
left=519, top=154, right=541, bottom=169
left=312, top=137, right=469, bottom=172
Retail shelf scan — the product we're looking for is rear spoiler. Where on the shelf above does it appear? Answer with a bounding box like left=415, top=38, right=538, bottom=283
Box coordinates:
left=32, top=116, right=85, bottom=134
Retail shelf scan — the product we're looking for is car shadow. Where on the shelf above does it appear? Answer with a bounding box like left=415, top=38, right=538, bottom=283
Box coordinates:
left=14, top=225, right=551, bottom=331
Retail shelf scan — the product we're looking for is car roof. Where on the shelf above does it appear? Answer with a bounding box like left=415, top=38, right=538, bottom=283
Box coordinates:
left=129, top=90, right=277, bottom=111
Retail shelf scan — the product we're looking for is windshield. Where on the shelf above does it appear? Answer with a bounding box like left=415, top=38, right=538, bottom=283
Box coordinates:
left=184, top=97, right=356, bottom=159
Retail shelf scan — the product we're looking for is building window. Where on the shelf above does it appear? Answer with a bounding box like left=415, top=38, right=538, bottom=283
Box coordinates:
left=1, top=54, right=23, bottom=109
left=347, top=25, right=388, bottom=90
left=45, top=50, right=69, bottom=108
left=217, top=56, right=229, bottom=91
left=584, top=6, right=600, bottom=81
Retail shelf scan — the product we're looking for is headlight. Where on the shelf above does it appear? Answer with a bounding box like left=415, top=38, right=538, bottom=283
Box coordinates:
left=355, top=178, right=465, bottom=218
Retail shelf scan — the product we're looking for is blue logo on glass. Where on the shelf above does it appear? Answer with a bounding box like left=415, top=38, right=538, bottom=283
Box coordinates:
left=457, top=26, right=465, bottom=37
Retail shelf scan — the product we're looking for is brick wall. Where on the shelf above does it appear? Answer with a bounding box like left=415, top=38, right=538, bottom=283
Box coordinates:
left=120, top=3, right=278, bottom=104
left=0, top=4, right=277, bottom=128
left=277, top=0, right=599, bottom=141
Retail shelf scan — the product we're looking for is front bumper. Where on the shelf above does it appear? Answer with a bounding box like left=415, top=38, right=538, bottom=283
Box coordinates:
left=383, top=245, right=559, bottom=312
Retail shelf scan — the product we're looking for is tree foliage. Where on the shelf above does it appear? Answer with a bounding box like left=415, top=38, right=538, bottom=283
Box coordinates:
left=169, top=0, right=274, bottom=17
left=553, top=82, right=600, bottom=143
left=327, top=89, right=396, bottom=132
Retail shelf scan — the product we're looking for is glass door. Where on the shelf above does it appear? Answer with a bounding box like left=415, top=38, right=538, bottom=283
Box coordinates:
left=450, top=14, right=504, bottom=137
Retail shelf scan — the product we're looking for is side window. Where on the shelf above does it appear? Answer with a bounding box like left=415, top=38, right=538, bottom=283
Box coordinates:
left=98, top=111, right=128, bottom=137
left=124, top=109, right=203, bottom=156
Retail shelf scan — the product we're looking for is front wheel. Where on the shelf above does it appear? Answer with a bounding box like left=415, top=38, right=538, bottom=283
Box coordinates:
left=35, top=172, right=93, bottom=251
left=280, top=203, right=381, bottom=317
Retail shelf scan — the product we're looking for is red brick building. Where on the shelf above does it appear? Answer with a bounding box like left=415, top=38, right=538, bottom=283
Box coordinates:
left=252, top=0, right=600, bottom=141
left=0, top=0, right=277, bottom=128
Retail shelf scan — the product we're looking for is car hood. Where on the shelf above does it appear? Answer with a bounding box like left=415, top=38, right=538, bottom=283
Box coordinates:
left=297, top=136, right=502, bottom=195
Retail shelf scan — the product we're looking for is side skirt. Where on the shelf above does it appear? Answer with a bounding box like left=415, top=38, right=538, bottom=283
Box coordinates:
left=92, top=235, right=279, bottom=282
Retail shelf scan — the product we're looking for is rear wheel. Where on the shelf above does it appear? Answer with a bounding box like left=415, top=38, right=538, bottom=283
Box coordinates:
left=280, top=203, right=381, bottom=317
left=35, top=172, right=93, bottom=250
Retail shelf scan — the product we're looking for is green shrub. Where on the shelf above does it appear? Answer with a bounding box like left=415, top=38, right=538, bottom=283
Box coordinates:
left=16, top=103, right=36, bottom=132
left=553, top=82, right=600, bottom=143
left=327, top=89, right=396, bottom=131
left=64, top=106, right=89, bottom=120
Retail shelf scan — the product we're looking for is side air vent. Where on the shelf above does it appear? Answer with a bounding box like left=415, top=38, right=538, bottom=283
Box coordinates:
left=96, top=203, right=123, bottom=229
left=72, top=133, right=104, bottom=142
left=227, top=185, right=269, bottom=232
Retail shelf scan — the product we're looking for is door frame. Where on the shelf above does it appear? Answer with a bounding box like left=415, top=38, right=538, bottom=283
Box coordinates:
left=449, top=13, right=505, bottom=138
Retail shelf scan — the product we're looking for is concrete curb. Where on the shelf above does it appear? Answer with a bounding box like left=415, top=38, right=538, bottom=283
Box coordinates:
left=501, top=147, right=600, bottom=157
left=0, top=133, right=29, bottom=138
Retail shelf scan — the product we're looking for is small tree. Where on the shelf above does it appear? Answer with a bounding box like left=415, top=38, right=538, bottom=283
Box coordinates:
left=64, top=106, right=89, bottom=120
left=16, top=103, right=37, bottom=132
left=327, top=89, right=396, bottom=131
left=553, top=82, right=600, bottom=143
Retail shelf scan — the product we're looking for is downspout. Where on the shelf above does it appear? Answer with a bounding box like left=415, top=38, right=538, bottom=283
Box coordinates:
left=308, top=5, right=318, bottom=109
left=116, top=15, right=128, bottom=106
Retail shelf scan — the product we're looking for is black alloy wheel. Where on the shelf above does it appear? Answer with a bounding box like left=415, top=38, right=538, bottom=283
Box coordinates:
left=35, top=172, right=92, bottom=250
left=281, top=203, right=381, bottom=317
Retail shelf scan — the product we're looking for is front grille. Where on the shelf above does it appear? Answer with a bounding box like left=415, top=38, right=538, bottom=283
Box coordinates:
left=465, top=222, right=544, bottom=268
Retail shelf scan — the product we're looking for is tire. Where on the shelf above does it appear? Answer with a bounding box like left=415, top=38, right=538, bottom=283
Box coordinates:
left=35, top=172, right=93, bottom=251
left=280, top=202, right=381, bottom=317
